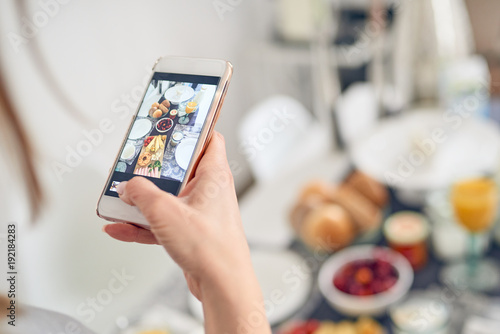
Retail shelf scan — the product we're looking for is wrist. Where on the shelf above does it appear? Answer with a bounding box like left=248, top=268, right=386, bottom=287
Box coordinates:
left=200, top=273, right=271, bottom=334
left=193, top=234, right=255, bottom=291
left=198, top=252, right=260, bottom=298
left=197, top=257, right=271, bottom=334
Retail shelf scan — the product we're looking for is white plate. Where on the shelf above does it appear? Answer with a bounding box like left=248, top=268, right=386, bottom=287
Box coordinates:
left=165, top=86, right=195, bottom=104
left=175, top=138, right=197, bottom=170
left=350, top=109, right=500, bottom=191
left=128, top=118, right=152, bottom=140
left=188, top=249, right=313, bottom=326
left=239, top=152, right=350, bottom=248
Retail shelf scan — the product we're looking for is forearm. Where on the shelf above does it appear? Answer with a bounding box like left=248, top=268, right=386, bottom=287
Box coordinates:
left=200, top=269, right=272, bottom=334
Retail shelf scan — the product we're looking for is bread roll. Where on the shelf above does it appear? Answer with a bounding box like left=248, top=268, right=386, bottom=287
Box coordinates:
left=152, top=109, right=163, bottom=118
left=159, top=103, right=169, bottom=115
left=148, top=107, right=157, bottom=117
left=289, top=195, right=328, bottom=233
left=330, top=184, right=382, bottom=233
left=161, top=99, right=170, bottom=109
left=300, top=204, right=355, bottom=252
left=298, top=180, right=336, bottom=201
left=346, top=171, right=388, bottom=208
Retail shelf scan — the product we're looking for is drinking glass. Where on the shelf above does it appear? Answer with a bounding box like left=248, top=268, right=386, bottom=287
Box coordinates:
left=185, top=101, right=198, bottom=114
left=178, top=101, right=196, bottom=124
left=441, top=178, right=499, bottom=291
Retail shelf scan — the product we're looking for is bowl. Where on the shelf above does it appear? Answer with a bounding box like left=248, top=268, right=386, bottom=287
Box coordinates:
left=121, top=142, right=137, bottom=161
left=155, top=118, right=173, bottom=133
left=318, top=245, right=413, bottom=316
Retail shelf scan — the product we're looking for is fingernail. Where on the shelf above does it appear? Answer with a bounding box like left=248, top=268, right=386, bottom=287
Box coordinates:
left=101, top=225, right=107, bottom=232
left=116, top=181, right=128, bottom=195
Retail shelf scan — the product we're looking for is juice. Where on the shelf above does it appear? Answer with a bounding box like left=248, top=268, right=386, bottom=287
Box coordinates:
left=452, top=179, right=498, bottom=233
left=185, top=101, right=197, bottom=114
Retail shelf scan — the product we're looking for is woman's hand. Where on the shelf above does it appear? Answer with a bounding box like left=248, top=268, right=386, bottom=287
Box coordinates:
left=103, top=132, right=271, bottom=334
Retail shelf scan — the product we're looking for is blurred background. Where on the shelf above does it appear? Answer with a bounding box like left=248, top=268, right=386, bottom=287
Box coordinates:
left=2, top=0, right=500, bottom=333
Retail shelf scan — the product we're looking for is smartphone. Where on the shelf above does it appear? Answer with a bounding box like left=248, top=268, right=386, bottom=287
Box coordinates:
left=97, top=56, right=232, bottom=227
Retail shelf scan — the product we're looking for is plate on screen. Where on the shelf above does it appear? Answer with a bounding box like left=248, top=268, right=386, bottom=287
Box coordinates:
left=175, top=138, right=197, bottom=170
left=165, top=86, right=194, bottom=104
left=128, top=119, right=152, bottom=140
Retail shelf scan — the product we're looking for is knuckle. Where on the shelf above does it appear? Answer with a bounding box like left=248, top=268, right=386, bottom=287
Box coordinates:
left=127, top=176, right=146, bottom=189
left=142, top=197, right=166, bottom=224
left=125, top=178, right=146, bottom=202
left=216, top=167, right=234, bottom=187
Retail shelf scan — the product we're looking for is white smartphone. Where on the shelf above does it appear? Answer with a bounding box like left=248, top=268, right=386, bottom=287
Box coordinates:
left=97, top=56, right=232, bottom=227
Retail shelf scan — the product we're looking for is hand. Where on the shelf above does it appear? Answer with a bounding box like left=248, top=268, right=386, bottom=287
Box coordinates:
left=103, top=132, right=271, bottom=334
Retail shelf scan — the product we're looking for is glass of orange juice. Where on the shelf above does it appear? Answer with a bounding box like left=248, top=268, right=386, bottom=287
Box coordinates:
left=185, top=101, right=198, bottom=114
left=442, top=178, right=499, bottom=291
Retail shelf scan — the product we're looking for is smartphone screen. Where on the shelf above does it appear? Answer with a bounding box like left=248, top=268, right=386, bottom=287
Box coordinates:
left=105, top=72, right=220, bottom=197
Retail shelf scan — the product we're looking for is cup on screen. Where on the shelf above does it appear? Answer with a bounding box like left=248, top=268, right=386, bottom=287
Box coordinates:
left=170, top=131, right=184, bottom=147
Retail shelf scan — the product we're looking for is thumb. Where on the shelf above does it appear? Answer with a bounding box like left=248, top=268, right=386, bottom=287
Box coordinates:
left=116, top=177, right=184, bottom=227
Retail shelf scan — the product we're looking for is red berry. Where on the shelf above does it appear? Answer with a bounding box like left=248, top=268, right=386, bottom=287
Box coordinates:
left=355, top=267, right=374, bottom=285
left=304, top=320, right=320, bottom=333
left=371, top=279, right=385, bottom=294
left=357, top=287, right=373, bottom=296
left=333, top=259, right=398, bottom=296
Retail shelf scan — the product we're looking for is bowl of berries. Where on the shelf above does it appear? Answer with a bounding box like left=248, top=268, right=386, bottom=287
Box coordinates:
left=318, top=245, right=413, bottom=316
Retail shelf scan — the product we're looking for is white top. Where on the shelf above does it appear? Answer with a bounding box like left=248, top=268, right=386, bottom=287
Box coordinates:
left=1, top=306, right=95, bottom=334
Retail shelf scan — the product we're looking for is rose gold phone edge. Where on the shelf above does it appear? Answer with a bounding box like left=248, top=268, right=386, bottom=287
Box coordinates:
left=96, top=56, right=233, bottom=227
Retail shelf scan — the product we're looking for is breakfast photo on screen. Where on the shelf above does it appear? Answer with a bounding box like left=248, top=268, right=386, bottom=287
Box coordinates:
left=114, top=79, right=217, bottom=184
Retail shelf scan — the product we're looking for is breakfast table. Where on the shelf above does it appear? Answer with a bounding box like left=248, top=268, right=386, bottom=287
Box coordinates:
left=290, top=187, right=500, bottom=332
left=112, top=150, right=500, bottom=333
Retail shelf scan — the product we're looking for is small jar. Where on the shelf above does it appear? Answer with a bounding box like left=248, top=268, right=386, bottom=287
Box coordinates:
left=390, top=294, right=450, bottom=334
left=384, top=211, right=430, bottom=270
left=170, top=131, right=183, bottom=147
left=169, top=109, right=178, bottom=119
